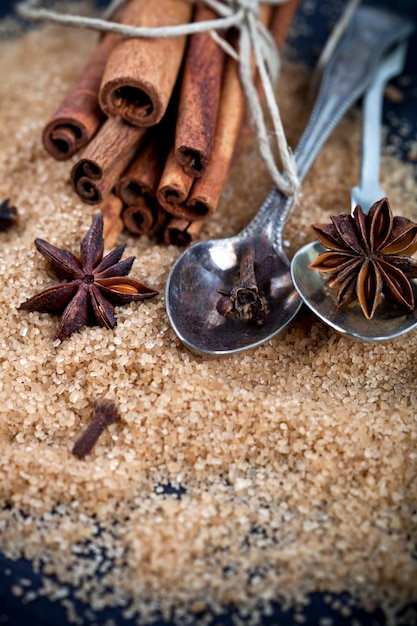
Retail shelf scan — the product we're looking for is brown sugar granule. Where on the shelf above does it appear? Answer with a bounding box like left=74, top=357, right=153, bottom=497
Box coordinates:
left=0, top=4, right=417, bottom=626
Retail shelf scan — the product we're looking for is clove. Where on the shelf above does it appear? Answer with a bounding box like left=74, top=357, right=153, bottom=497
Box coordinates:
left=216, top=245, right=277, bottom=326
left=72, top=399, right=120, bottom=459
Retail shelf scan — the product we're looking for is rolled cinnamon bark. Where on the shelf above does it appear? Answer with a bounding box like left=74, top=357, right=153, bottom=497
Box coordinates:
left=232, top=0, right=300, bottom=164
left=71, top=117, right=147, bottom=205
left=122, top=201, right=167, bottom=237
left=156, top=147, right=194, bottom=214
left=116, top=130, right=168, bottom=205
left=269, top=0, right=300, bottom=50
left=174, top=3, right=225, bottom=177
left=172, top=4, right=272, bottom=221
left=116, top=127, right=170, bottom=236
left=99, top=0, right=193, bottom=127
left=182, top=54, right=244, bottom=219
left=100, top=193, right=125, bottom=249
left=162, top=217, right=205, bottom=246
left=42, top=33, right=119, bottom=161
left=184, top=0, right=302, bottom=219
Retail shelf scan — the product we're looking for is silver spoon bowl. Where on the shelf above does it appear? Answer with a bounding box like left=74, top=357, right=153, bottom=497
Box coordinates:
left=165, top=6, right=414, bottom=355
left=291, top=242, right=417, bottom=341
left=291, top=39, right=416, bottom=342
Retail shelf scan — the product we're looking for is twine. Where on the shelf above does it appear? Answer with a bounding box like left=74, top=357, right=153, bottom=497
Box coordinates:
left=17, top=0, right=300, bottom=198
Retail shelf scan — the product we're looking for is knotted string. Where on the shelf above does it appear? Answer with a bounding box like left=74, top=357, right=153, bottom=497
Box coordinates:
left=17, top=0, right=300, bottom=198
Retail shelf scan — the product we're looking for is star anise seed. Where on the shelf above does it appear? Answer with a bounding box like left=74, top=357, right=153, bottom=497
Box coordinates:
left=19, top=213, right=158, bottom=341
left=309, top=197, right=417, bottom=319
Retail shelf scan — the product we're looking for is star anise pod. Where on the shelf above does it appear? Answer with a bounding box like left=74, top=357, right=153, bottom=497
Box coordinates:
left=309, top=197, right=417, bottom=319
left=0, top=198, right=18, bottom=231
left=19, top=213, right=158, bottom=341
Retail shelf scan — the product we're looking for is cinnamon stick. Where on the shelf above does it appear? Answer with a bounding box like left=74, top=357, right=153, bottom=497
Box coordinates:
left=116, top=129, right=168, bottom=205
left=156, top=147, right=194, bottom=214
left=181, top=0, right=298, bottom=219
left=100, top=193, right=125, bottom=249
left=71, top=117, right=147, bottom=205
left=183, top=54, right=245, bottom=219
left=162, top=217, right=205, bottom=246
left=269, top=0, right=300, bottom=50
left=122, top=201, right=167, bottom=237
left=231, top=0, right=300, bottom=165
left=174, top=3, right=225, bottom=177
left=42, top=33, right=119, bottom=161
left=99, top=0, right=193, bottom=127
left=116, top=127, right=170, bottom=236
left=172, top=4, right=272, bottom=221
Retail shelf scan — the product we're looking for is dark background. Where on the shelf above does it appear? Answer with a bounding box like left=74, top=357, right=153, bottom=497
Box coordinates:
left=1, top=1, right=416, bottom=625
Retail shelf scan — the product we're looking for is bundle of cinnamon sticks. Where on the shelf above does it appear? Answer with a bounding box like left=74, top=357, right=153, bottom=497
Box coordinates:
left=43, top=0, right=299, bottom=247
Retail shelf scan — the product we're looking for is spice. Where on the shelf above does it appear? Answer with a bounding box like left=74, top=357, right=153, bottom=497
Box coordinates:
left=179, top=27, right=256, bottom=221
left=216, top=245, right=277, bottom=326
left=72, top=399, right=120, bottom=459
left=116, top=118, right=170, bottom=237
left=71, top=117, right=147, bottom=205
left=99, top=192, right=125, bottom=249
left=232, top=0, right=301, bottom=159
left=98, top=0, right=193, bottom=127
left=122, top=201, right=167, bottom=237
left=3, top=15, right=417, bottom=625
left=42, top=33, right=120, bottom=161
left=309, top=197, right=417, bottom=319
left=0, top=198, right=18, bottom=231
left=162, top=216, right=205, bottom=246
left=156, top=146, right=195, bottom=213
left=18, top=212, right=158, bottom=341
left=175, top=2, right=297, bottom=222
left=116, top=128, right=168, bottom=207
left=174, top=2, right=225, bottom=178
left=269, top=0, right=301, bottom=50
left=38, top=1, right=299, bottom=242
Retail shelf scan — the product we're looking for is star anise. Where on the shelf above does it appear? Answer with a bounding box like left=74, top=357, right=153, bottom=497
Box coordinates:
left=19, top=213, right=158, bottom=341
left=309, top=197, right=417, bottom=319
left=0, top=198, right=18, bottom=231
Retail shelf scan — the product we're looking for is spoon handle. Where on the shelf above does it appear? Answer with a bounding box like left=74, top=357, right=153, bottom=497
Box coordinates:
left=350, top=41, right=408, bottom=214
left=241, top=6, right=414, bottom=251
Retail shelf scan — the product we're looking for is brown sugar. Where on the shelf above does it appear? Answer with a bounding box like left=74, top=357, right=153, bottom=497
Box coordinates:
left=0, top=5, right=417, bottom=626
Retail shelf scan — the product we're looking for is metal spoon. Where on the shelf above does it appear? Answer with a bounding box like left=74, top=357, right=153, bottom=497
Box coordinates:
left=291, top=38, right=416, bottom=342
left=165, top=6, right=414, bottom=355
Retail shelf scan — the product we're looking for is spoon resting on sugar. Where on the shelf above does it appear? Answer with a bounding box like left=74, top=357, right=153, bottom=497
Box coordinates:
left=291, top=38, right=417, bottom=342
left=165, top=6, right=414, bottom=355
